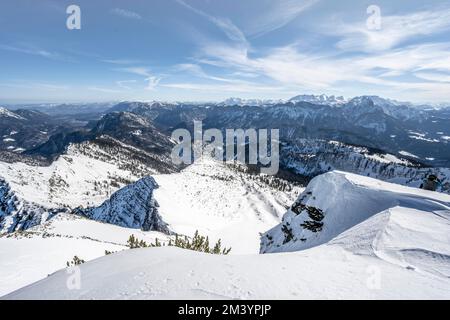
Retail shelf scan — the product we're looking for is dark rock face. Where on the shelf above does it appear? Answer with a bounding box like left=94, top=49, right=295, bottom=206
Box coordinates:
left=0, top=179, right=63, bottom=234
left=74, top=177, right=171, bottom=234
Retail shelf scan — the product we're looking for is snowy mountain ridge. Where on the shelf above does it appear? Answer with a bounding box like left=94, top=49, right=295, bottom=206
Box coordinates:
left=4, top=170, right=450, bottom=299
left=75, top=176, right=171, bottom=234
left=261, top=171, right=450, bottom=255
left=281, top=139, right=450, bottom=193
left=289, top=94, right=347, bottom=106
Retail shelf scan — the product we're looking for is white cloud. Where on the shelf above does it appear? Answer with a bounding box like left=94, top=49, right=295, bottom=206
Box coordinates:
left=0, top=43, right=70, bottom=61
left=414, top=72, right=450, bottom=83
left=111, top=8, right=142, bottom=20
left=176, top=0, right=247, bottom=45
left=102, top=59, right=141, bottom=65
left=116, top=80, right=137, bottom=89
left=117, top=67, right=153, bottom=77
left=88, top=86, right=122, bottom=93
left=162, top=82, right=288, bottom=94
left=115, top=67, right=161, bottom=90
left=145, top=77, right=161, bottom=90
left=331, top=7, right=450, bottom=52
left=244, top=0, right=318, bottom=37
left=195, top=39, right=450, bottom=101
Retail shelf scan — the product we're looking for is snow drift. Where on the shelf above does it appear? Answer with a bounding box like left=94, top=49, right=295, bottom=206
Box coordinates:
left=261, top=171, right=450, bottom=253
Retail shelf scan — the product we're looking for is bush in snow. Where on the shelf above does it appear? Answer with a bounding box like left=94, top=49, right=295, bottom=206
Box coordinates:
left=127, top=231, right=232, bottom=255
left=66, top=256, right=85, bottom=267
left=127, top=234, right=149, bottom=249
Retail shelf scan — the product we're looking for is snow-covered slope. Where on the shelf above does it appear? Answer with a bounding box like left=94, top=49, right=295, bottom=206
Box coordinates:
left=4, top=241, right=449, bottom=299
left=153, top=157, right=300, bottom=254
left=0, top=143, right=145, bottom=209
left=0, top=150, right=300, bottom=295
left=4, top=170, right=450, bottom=300
left=281, top=139, right=450, bottom=193
left=0, top=146, right=300, bottom=251
left=0, top=213, right=171, bottom=296
left=261, top=171, right=450, bottom=253
left=0, top=107, right=25, bottom=120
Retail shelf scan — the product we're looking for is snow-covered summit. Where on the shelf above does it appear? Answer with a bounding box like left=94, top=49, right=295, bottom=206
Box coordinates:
left=75, top=176, right=171, bottom=234
left=219, top=97, right=285, bottom=107
left=261, top=171, right=450, bottom=253
left=345, top=96, right=425, bottom=120
left=289, top=94, right=347, bottom=106
left=0, top=107, right=26, bottom=120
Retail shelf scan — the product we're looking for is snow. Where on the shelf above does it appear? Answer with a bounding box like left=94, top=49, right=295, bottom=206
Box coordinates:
left=2, top=138, right=15, bottom=142
left=3, top=170, right=450, bottom=299
left=4, top=243, right=449, bottom=300
left=0, top=150, right=300, bottom=295
left=153, top=156, right=300, bottom=254
left=261, top=171, right=450, bottom=253
left=0, top=149, right=300, bottom=253
left=0, top=107, right=25, bottom=120
left=289, top=94, right=347, bottom=106
left=399, top=150, right=419, bottom=159
left=365, top=153, right=408, bottom=165
left=0, top=213, right=170, bottom=296
left=0, top=144, right=141, bottom=208
left=409, top=135, right=439, bottom=143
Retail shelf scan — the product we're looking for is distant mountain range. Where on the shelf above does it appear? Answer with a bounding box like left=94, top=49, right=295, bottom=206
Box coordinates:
left=2, top=93, right=450, bottom=168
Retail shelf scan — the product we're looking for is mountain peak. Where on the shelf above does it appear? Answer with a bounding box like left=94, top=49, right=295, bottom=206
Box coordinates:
left=0, top=107, right=26, bottom=120
left=75, top=176, right=171, bottom=233
left=289, top=94, right=347, bottom=106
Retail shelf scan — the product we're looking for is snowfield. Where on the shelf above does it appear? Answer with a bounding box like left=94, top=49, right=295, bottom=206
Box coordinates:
left=154, top=157, right=300, bottom=254
left=0, top=145, right=300, bottom=295
left=0, top=213, right=171, bottom=296
left=2, top=171, right=450, bottom=299
left=3, top=244, right=449, bottom=300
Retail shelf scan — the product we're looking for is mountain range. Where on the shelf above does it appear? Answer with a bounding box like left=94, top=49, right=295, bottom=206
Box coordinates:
left=1, top=94, right=450, bottom=299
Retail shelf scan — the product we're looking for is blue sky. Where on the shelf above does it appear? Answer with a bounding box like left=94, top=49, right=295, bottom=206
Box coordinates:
left=1, top=0, right=450, bottom=103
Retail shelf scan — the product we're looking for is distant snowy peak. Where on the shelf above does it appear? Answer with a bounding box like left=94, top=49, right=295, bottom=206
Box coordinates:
left=345, top=96, right=426, bottom=120
left=75, top=176, right=171, bottom=234
left=289, top=94, right=347, bottom=106
left=0, top=107, right=26, bottom=120
left=219, top=97, right=285, bottom=107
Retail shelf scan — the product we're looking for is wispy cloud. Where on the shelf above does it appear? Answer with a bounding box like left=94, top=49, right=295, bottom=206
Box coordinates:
left=115, top=67, right=161, bottom=90
left=0, top=81, right=69, bottom=90
left=0, top=43, right=71, bottom=61
left=110, top=8, right=142, bottom=20
left=162, top=82, right=288, bottom=95
left=176, top=0, right=247, bottom=45
left=414, top=72, right=450, bottom=83
left=146, top=77, right=161, bottom=90
left=102, top=58, right=141, bottom=65
left=174, top=63, right=246, bottom=83
left=88, top=86, right=122, bottom=93
left=245, top=0, right=318, bottom=37
left=117, top=67, right=153, bottom=77
left=330, top=7, right=450, bottom=52
left=195, top=38, right=450, bottom=101
left=116, top=80, right=138, bottom=89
